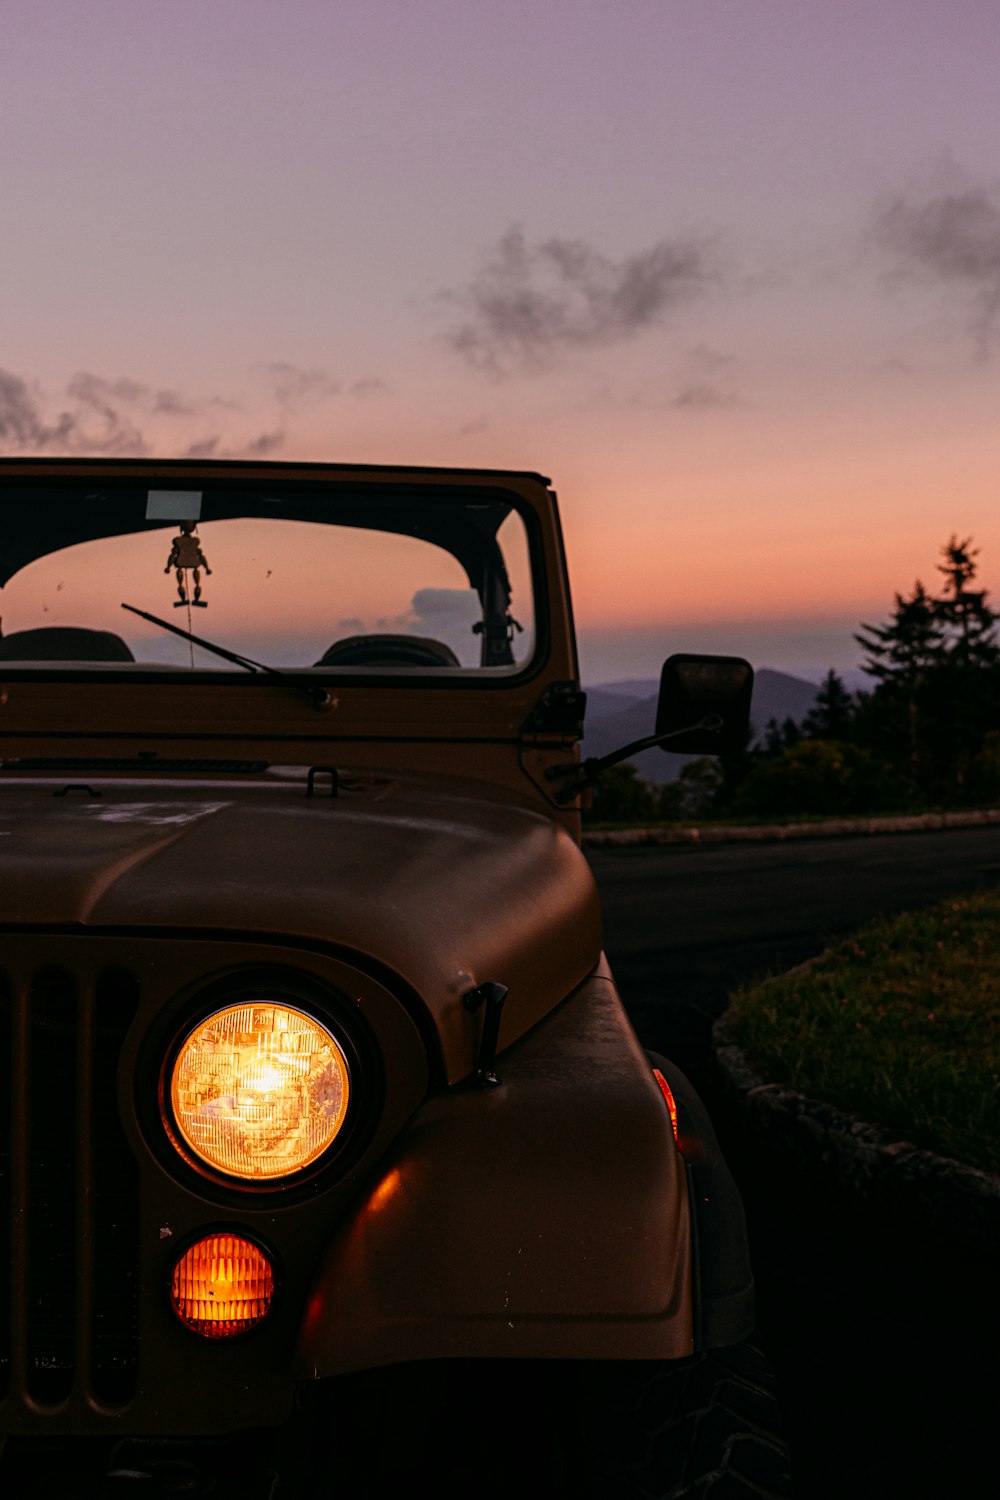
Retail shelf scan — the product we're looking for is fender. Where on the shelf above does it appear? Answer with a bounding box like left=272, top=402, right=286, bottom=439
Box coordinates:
left=297, top=966, right=696, bottom=1375
left=651, top=1054, right=755, bottom=1350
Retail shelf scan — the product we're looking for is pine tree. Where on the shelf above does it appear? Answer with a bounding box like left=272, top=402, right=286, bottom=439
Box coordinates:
left=801, top=669, right=855, bottom=740
left=854, top=581, right=942, bottom=780
left=936, top=535, right=999, bottom=669
left=930, top=536, right=1000, bottom=791
left=853, top=537, right=1000, bottom=800
left=761, top=716, right=801, bottom=757
left=854, top=580, right=943, bottom=687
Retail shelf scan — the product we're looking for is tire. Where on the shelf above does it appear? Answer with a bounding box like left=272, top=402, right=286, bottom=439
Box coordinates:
left=256, top=1344, right=792, bottom=1498
left=567, top=1341, right=793, bottom=1499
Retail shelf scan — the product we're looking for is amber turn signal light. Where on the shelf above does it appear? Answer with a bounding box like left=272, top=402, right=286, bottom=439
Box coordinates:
left=652, top=1068, right=680, bottom=1143
left=170, top=1233, right=275, bottom=1339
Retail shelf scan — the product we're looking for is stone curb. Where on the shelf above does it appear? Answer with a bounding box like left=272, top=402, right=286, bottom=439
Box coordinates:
left=712, top=1014, right=1000, bottom=1245
left=582, top=806, right=1000, bottom=849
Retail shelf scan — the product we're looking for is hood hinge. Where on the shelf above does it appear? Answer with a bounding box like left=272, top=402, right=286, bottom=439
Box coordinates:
left=520, top=681, right=587, bottom=739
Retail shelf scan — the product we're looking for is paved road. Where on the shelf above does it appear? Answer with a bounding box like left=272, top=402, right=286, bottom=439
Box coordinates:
left=588, top=824, right=1000, bottom=1499
left=588, top=823, right=1000, bottom=1080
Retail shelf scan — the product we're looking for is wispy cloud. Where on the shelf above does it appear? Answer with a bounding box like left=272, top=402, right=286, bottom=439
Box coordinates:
left=669, top=345, right=739, bottom=409
left=0, top=369, right=75, bottom=450
left=263, top=361, right=342, bottom=408
left=581, top=345, right=740, bottom=414
left=260, top=362, right=389, bottom=408
left=872, top=171, right=1000, bottom=358
left=151, top=386, right=239, bottom=418
left=0, top=368, right=148, bottom=454
left=442, top=226, right=721, bottom=376
left=456, top=416, right=490, bottom=439
left=180, top=430, right=286, bottom=460
left=0, top=367, right=288, bottom=458
left=180, top=436, right=224, bottom=459
left=0, top=359, right=390, bottom=458
left=242, top=429, right=286, bottom=456
left=65, top=372, right=150, bottom=453
left=670, top=382, right=736, bottom=409
left=348, top=376, right=389, bottom=397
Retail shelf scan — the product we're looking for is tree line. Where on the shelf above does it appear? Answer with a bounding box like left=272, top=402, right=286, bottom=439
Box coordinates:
left=588, top=536, right=1000, bottom=824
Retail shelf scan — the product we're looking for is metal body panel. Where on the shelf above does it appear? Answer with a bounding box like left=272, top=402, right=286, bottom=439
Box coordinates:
left=0, top=772, right=600, bottom=1082
left=298, top=969, right=695, bottom=1374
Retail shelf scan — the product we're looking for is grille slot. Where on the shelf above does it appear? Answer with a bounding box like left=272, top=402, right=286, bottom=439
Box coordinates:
left=91, top=970, right=140, bottom=1405
left=0, top=978, right=10, bottom=1397
left=26, top=969, right=78, bottom=1404
left=1, top=964, right=140, bottom=1410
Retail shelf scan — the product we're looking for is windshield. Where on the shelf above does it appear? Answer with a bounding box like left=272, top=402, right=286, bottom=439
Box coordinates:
left=0, top=481, right=537, bottom=678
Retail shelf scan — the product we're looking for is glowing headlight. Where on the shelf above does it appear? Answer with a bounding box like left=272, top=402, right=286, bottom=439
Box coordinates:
left=169, top=1002, right=350, bottom=1181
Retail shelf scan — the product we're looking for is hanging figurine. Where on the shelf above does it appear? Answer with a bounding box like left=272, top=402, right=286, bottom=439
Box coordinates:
left=165, top=520, right=212, bottom=608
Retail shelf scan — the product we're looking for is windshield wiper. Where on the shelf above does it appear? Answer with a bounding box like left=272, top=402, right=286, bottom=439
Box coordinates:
left=121, top=603, right=333, bottom=711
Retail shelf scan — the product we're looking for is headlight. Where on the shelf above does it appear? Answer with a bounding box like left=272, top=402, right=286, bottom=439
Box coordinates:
left=169, top=1002, right=350, bottom=1181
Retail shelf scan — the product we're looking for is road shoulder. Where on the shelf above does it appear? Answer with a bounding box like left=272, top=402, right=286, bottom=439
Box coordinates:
left=583, top=806, right=1000, bottom=848
left=713, top=1013, right=1000, bottom=1246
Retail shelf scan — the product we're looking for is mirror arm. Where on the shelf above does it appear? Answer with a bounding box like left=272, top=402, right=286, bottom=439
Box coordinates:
left=546, top=715, right=723, bottom=804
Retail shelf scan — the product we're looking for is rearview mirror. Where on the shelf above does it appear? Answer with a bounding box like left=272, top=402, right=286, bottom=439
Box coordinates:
left=656, top=653, right=754, bottom=756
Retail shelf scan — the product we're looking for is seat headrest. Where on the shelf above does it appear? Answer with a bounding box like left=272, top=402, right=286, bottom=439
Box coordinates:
left=314, top=634, right=460, bottom=668
left=0, top=627, right=136, bottom=661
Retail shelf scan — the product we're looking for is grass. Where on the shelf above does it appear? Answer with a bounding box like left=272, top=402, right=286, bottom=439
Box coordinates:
left=724, top=889, right=1000, bottom=1175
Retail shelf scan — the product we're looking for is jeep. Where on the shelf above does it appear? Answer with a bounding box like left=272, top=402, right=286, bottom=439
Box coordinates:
left=0, top=459, right=788, bottom=1497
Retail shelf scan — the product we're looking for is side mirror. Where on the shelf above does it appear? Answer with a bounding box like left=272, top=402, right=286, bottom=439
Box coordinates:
left=545, top=651, right=754, bottom=802
left=655, top=653, right=754, bottom=756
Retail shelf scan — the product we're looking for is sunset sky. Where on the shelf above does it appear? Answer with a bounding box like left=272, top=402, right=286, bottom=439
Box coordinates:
left=3, top=0, right=999, bottom=683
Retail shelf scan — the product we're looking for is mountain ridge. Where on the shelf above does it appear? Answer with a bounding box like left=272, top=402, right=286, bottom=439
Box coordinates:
left=582, top=667, right=838, bottom=784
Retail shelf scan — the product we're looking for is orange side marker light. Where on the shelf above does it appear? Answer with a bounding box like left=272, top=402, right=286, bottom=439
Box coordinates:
left=652, top=1068, right=680, bottom=1144
left=170, top=1233, right=275, bottom=1339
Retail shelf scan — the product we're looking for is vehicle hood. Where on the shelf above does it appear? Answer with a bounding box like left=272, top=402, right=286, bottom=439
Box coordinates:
left=0, top=773, right=602, bottom=1082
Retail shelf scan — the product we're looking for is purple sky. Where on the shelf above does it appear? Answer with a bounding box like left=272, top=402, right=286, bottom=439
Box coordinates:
left=3, top=1, right=1000, bottom=683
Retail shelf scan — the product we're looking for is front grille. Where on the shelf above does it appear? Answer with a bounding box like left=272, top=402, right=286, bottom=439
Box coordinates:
left=0, top=966, right=139, bottom=1409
